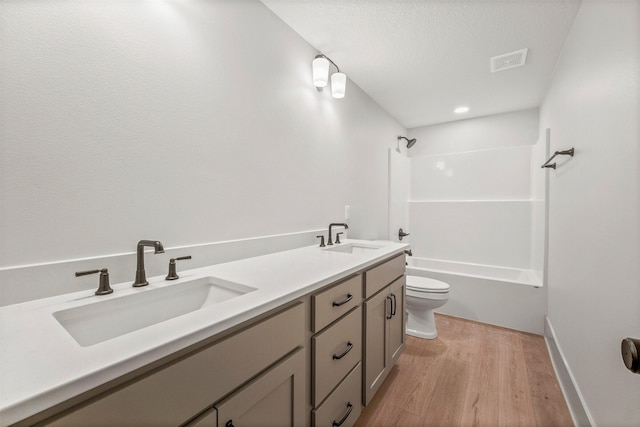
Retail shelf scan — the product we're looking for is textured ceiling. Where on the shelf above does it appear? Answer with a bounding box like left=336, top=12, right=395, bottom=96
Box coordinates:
left=261, top=0, right=581, bottom=129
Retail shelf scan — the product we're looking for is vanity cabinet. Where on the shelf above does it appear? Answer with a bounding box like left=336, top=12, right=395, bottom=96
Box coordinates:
left=188, top=348, right=305, bottom=427
left=21, top=249, right=407, bottom=427
left=310, top=274, right=363, bottom=427
left=362, top=255, right=406, bottom=405
left=41, top=302, right=305, bottom=427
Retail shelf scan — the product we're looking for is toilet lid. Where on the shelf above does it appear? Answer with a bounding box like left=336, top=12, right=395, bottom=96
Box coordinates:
left=406, top=276, right=450, bottom=293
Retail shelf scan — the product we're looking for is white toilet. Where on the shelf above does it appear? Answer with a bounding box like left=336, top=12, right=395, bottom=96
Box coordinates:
left=405, top=275, right=450, bottom=339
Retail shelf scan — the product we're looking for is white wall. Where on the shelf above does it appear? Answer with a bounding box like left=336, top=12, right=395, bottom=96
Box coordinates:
left=408, top=108, right=539, bottom=156
left=542, top=1, right=640, bottom=425
left=405, top=109, right=542, bottom=269
left=0, top=1, right=405, bottom=303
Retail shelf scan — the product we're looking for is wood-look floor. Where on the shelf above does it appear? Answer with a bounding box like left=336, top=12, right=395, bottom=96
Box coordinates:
left=355, top=314, right=574, bottom=427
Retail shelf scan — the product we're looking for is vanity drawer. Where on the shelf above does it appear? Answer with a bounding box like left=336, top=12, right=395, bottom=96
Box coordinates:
left=364, top=253, right=405, bottom=298
left=312, top=363, right=362, bottom=427
left=312, top=274, right=362, bottom=333
left=312, top=306, right=362, bottom=406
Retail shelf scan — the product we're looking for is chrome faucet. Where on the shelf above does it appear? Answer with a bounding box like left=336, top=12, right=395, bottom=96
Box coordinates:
left=133, top=240, right=165, bottom=287
left=327, top=223, right=349, bottom=246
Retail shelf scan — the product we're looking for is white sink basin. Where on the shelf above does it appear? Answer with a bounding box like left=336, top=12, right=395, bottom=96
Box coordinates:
left=323, top=242, right=384, bottom=254
left=53, top=277, right=256, bottom=347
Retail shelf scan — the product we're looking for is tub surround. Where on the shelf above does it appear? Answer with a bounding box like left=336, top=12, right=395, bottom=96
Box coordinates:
left=396, top=113, right=546, bottom=336
left=0, top=239, right=408, bottom=426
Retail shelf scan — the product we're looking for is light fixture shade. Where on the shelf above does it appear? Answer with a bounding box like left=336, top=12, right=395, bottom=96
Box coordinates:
left=331, top=72, right=347, bottom=98
left=312, top=56, right=330, bottom=88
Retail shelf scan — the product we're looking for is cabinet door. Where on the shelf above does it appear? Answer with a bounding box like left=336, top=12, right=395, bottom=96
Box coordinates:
left=187, top=407, right=217, bottom=426
left=387, top=276, right=406, bottom=365
left=363, top=289, right=390, bottom=405
left=215, top=348, right=305, bottom=427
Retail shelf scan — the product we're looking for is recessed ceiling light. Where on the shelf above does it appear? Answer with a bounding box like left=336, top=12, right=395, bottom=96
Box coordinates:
left=454, top=106, right=469, bottom=114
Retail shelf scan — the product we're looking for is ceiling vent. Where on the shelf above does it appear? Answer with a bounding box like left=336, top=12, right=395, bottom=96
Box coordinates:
left=490, top=48, right=528, bottom=73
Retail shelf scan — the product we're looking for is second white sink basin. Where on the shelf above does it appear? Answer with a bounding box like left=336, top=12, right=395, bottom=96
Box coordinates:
left=323, top=242, right=384, bottom=254
left=53, top=277, right=257, bottom=347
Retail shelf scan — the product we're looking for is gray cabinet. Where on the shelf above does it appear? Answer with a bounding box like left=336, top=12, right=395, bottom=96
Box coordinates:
left=310, top=275, right=363, bottom=426
left=188, top=349, right=305, bottom=427
left=32, top=251, right=407, bottom=427
left=42, top=302, right=305, bottom=427
left=388, top=276, right=406, bottom=365
left=362, top=256, right=405, bottom=405
left=312, top=363, right=361, bottom=427
left=363, top=286, right=389, bottom=405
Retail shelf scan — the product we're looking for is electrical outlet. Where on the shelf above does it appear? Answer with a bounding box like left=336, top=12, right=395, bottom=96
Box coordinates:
left=345, top=205, right=351, bottom=220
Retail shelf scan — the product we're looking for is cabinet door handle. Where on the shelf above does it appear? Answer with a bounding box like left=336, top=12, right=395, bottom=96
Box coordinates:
left=225, top=421, right=234, bottom=427
left=386, top=296, right=393, bottom=319
left=332, top=341, right=354, bottom=360
left=332, top=402, right=353, bottom=427
left=332, top=293, right=353, bottom=307
left=390, top=293, right=397, bottom=316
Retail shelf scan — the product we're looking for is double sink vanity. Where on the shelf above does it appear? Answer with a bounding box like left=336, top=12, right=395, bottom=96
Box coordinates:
left=0, top=239, right=408, bottom=426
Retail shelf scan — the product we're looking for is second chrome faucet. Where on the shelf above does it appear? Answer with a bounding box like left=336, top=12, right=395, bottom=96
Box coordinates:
left=133, top=240, right=165, bottom=287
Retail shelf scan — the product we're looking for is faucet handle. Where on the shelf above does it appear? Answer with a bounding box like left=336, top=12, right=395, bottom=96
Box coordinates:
left=76, top=268, right=113, bottom=296
left=336, top=232, right=344, bottom=244
left=316, top=235, right=326, bottom=248
left=166, top=256, right=192, bottom=280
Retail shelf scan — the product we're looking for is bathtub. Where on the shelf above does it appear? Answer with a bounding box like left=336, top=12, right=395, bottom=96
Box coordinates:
left=406, top=257, right=546, bottom=334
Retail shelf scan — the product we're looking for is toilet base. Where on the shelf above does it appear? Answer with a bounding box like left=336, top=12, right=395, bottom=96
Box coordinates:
left=406, top=310, right=439, bottom=340
left=406, top=327, right=438, bottom=339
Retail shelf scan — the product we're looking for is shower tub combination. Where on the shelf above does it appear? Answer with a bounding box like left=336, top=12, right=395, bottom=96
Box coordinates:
left=406, top=257, right=546, bottom=334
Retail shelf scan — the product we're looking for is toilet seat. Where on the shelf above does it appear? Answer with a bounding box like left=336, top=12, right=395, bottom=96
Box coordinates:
left=406, top=276, right=449, bottom=293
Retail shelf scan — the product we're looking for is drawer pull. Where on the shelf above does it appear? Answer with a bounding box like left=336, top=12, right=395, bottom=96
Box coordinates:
left=332, top=341, right=354, bottom=360
left=332, top=402, right=353, bottom=427
left=332, top=293, right=353, bottom=307
left=390, top=293, right=397, bottom=316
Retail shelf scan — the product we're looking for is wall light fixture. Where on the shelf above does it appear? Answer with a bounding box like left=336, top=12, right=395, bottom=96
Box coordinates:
left=312, top=54, right=347, bottom=99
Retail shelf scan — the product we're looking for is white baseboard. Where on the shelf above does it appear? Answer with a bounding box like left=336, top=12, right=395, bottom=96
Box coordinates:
left=544, top=316, right=594, bottom=427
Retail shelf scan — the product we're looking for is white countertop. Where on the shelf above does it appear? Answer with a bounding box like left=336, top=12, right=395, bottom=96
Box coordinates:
left=0, top=239, right=407, bottom=426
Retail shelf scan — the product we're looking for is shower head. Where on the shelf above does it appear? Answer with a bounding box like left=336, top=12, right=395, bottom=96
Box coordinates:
left=398, top=136, right=417, bottom=149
